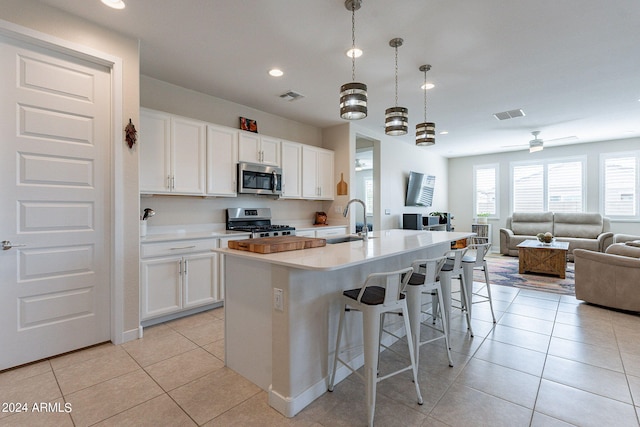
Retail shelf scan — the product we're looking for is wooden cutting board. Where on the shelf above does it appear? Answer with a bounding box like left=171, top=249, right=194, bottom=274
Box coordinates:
left=227, top=236, right=326, bottom=254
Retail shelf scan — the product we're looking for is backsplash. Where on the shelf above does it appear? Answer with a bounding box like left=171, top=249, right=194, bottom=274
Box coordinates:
left=140, top=194, right=326, bottom=226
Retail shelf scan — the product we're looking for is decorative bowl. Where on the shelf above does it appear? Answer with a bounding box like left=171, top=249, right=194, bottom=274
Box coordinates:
left=536, top=232, right=555, bottom=245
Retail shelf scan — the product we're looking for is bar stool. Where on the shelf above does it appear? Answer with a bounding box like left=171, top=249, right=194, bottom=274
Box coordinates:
left=438, top=248, right=474, bottom=337
left=461, top=241, right=497, bottom=323
left=328, top=267, right=423, bottom=427
left=404, top=256, right=453, bottom=367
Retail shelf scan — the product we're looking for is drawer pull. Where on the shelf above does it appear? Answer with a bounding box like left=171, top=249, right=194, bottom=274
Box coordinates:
left=169, top=245, right=197, bottom=250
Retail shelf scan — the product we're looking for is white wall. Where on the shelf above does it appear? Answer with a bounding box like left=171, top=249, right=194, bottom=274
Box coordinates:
left=141, top=76, right=323, bottom=147
left=448, top=137, right=640, bottom=244
left=1, top=0, right=141, bottom=334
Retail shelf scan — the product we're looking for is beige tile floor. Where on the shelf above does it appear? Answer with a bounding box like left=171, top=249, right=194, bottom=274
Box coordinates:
left=1, top=283, right=640, bottom=426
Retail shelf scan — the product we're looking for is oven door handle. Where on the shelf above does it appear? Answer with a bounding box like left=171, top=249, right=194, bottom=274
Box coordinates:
left=272, top=170, right=278, bottom=193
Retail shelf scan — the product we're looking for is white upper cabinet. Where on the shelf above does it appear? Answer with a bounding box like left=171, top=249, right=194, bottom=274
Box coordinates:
left=280, top=140, right=302, bottom=199
left=302, top=146, right=334, bottom=200
left=140, top=109, right=206, bottom=195
left=206, top=124, right=238, bottom=197
left=139, top=109, right=171, bottom=193
left=238, top=131, right=280, bottom=166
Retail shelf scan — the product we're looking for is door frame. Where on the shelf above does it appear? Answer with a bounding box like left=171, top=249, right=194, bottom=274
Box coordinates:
left=0, top=19, right=127, bottom=345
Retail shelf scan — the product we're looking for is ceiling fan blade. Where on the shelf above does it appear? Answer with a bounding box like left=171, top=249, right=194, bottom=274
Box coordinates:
left=544, top=135, right=578, bottom=143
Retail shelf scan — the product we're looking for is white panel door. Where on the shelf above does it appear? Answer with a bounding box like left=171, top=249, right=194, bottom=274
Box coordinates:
left=280, top=140, right=302, bottom=198
left=183, top=253, right=218, bottom=309
left=0, top=35, right=111, bottom=370
left=302, top=146, right=319, bottom=198
left=317, top=149, right=335, bottom=200
left=259, top=136, right=280, bottom=166
left=139, top=108, right=171, bottom=193
left=206, top=124, right=238, bottom=196
left=171, top=117, right=206, bottom=195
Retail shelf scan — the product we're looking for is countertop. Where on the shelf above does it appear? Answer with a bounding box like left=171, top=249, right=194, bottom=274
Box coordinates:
left=214, top=229, right=474, bottom=271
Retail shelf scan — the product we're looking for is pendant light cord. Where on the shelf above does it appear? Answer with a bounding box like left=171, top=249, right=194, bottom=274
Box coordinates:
left=423, top=68, right=427, bottom=121
left=351, top=1, right=356, bottom=82
left=394, top=45, right=399, bottom=107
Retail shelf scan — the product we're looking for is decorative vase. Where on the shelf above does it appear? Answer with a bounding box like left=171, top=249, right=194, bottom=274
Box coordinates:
left=477, top=217, right=488, bottom=224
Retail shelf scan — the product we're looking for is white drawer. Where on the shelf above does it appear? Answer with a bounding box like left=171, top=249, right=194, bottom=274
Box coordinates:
left=315, top=227, right=348, bottom=238
left=141, top=238, right=218, bottom=258
left=295, top=230, right=316, bottom=238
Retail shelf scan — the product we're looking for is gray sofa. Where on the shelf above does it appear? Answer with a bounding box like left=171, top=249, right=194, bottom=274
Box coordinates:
left=574, top=240, right=640, bottom=312
left=499, top=212, right=613, bottom=261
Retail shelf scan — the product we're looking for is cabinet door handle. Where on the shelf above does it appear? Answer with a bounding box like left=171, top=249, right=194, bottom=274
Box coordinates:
left=178, top=260, right=182, bottom=275
left=170, top=245, right=196, bottom=250
left=184, top=259, right=188, bottom=275
left=167, top=175, right=172, bottom=190
left=171, top=176, right=176, bottom=190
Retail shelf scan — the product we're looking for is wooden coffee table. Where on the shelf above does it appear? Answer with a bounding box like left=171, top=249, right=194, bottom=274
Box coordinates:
left=516, top=240, right=570, bottom=279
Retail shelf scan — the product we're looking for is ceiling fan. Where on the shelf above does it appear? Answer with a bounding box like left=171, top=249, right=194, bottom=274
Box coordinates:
left=501, top=131, right=578, bottom=153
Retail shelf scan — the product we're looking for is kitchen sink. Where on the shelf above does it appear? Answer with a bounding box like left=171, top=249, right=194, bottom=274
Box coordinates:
left=325, top=235, right=374, bottom=244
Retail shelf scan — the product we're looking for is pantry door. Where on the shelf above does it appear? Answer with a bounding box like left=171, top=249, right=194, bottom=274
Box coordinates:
left=0, top=34, right=112, bottom=370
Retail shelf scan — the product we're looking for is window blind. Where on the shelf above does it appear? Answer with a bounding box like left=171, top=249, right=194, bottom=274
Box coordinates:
left=548, top=161, right=583, bottom=212
left=474, top=166, right=497, bottom=215
left=513, top=164, right=544, bottom=212
left=604, top=156, right=636, bottom=216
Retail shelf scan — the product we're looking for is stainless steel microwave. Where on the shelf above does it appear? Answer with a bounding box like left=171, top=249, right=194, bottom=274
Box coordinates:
left=237, top=162, right=282, bottom=196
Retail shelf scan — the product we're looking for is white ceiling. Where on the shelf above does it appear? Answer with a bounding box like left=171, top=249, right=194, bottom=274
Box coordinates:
left=37, top=0, right=640, bottom=157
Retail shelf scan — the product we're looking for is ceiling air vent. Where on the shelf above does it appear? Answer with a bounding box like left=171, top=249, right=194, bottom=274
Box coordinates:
left=493, top=109, right=525, bottom=120
left=279, top=90, right=305, bottom=101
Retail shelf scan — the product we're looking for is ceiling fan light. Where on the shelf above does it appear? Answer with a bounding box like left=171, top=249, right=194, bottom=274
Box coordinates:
left=529, top=140, right=544, bottom=152
left=385, top=106, right=408, bottom=136
left=340, top=82, right=368, bottom=120
left=416, top=122, right=436, bottom=146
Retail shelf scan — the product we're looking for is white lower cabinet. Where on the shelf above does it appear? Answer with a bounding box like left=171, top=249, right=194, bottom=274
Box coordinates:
left=140, top=239, right=219, bottom=321
left=294, top=229, right=316, bottom=238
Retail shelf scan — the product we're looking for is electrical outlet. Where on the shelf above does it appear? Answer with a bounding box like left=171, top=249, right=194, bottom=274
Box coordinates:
left=273, top=288, right=284, bottom=311
left=335, top=205, right=342, bottom=214
left=385, top=209, right=391, bottom=215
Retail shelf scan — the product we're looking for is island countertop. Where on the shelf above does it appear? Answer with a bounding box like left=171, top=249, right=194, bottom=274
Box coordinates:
left=213, top=229, right=473, bottom=271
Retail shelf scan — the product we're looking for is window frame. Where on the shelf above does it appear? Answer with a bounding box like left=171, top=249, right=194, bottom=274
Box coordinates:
left=509, top=155, right=587, bottom=214
left=473, top=163, right=499, bottom=219
left=600, top=151, right=640, bottom=220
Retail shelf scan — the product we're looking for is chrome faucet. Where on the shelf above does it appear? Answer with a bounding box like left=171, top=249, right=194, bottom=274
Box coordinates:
left=343, top=198, right=369, bottom=241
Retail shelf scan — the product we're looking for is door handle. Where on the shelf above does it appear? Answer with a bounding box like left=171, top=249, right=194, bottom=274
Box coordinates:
left=2, top=240, right=26, bottom=250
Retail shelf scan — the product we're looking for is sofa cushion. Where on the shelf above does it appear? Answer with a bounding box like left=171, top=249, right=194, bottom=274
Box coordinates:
left=553, top=212, right=603, bottom=239
left=606, top=243, right=640, bottom=258
left=510, top=212, right=554, bottom=236
left=626, top=240, right=640, bottom=248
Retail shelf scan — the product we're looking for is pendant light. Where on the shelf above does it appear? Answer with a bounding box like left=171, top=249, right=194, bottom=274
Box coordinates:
left=385, top=38, right=408, bottom=136
left=416, top=64, right=436, bottom=146
left=340, top=0, right=367, bottom=120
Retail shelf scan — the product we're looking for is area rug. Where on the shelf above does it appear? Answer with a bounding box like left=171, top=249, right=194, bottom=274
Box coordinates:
left=475, top=254, right=575, bottom=295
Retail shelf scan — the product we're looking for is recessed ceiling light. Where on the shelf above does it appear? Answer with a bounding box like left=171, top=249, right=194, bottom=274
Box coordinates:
left=268, top=69, right=284, bottom=77
left=346, top=48, right=363, bottom=58
left=439, top=131, right=449, bottom=135
left=421, top=83, right=435, bottom=90
left=101, top=0, right=125, bottom=9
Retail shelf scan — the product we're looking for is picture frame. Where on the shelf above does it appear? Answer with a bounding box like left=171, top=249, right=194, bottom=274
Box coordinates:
left=240, top=117, right=258, bottom=133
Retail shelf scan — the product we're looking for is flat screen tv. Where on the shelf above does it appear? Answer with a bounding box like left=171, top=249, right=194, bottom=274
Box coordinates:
left=405, top=171, right=435, bottom=207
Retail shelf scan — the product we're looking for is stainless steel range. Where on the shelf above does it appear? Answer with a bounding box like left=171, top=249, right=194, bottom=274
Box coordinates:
left=226, top=208, right=295, bottom=238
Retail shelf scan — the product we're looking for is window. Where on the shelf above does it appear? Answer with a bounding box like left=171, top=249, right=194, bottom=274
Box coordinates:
left=473, top=164, right=498, bottom=216
left=364, top=178, right=374, bottom=214
left=511, top=157, right=585, bottom=213
left=602, top=153, right=639, bottom=218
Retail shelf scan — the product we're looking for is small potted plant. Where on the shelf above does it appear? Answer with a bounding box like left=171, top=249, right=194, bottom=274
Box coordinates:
left=476, top=213, right=490, bottom=224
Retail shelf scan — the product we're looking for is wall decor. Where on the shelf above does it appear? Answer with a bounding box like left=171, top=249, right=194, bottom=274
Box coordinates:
left=125, top=118, right=137, bottom=148
left=240, top=117, right=258, bottom=133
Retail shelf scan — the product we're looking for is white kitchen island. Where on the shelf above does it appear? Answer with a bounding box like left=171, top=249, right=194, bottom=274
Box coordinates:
left=214, top=229, right=473, bottom=417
